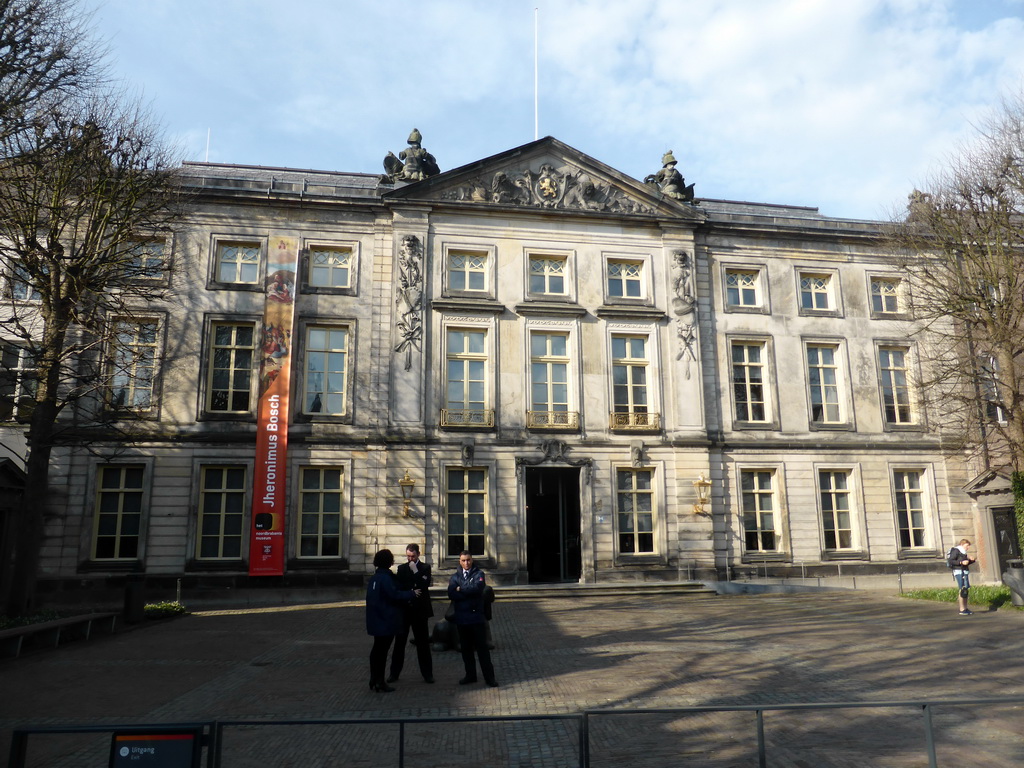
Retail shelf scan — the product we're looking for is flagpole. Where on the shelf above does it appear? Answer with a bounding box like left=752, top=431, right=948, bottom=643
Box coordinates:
left=534, top=7, right=539, bottom=140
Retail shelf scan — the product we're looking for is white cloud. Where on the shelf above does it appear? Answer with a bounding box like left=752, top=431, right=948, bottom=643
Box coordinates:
left=89, top=0, right=1024, bottom=219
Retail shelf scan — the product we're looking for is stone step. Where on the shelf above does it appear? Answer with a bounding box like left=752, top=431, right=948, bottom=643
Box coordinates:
left=491, top=580, right=717, bottom=600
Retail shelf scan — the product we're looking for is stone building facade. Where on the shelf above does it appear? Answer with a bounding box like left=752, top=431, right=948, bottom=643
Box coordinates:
left=0, top=136, right=990, bottom=598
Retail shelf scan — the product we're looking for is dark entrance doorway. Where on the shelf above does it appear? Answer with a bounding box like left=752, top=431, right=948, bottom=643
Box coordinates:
left=992, top=505, right=1020, bottom=573
left=525, top=467, right=581, bottom=583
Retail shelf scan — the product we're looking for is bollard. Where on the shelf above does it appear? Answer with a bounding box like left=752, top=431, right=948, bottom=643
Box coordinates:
left=123, top=576, right=146, bottom=624
left=1003, top=559, right=1024, bottom=607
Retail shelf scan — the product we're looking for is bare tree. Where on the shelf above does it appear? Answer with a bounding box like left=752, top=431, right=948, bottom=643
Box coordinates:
left=0, top=91, right=185, bottom=616
left=888, top=93, right=1024, bottom=550
left=0, top=0, right=104, bottom=140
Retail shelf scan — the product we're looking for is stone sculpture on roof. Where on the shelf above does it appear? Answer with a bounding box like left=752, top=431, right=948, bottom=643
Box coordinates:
left=383, top=128, right=440, bottom=183
left=645, top=150, right=695, bottom=203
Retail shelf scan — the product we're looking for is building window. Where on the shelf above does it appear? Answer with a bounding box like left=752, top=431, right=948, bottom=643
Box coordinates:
left=9, top=263, right=40, bottom=301
left=215, top=241, right=261, bottom=285
left=607, top=259, right=643, bottom=299
left=298, top=467, right=344, bottom=558
left=878, top=345, right=914, bottom=425
left=799, top=272, right=833, bottom=311
left=611, top=334, right=657, bottom=429
left=446, top=467, right=487, bottom=557
left=92, top=465, right=144, bottom=560
left=981, top=355, right=1007, bottom=424
left=0, top=343, right=36, bottom=421
left=529, top=255, right=566, bottom=296
left=206, top=322, right=256, bottom=413
left=725, top=268, right=761, bottom=309
left=529, top=331, right=571, bottom=426
left=303, top=325, right=349, bottom=415
left=731, top=342, right=768, bottom=423
left=197, top=465, right=246, bottom=560
left=819, top=470, right=854, bottom=550
left=893, top=470, right=927, bottom=548
left=741, top=470, right=779, bottom=552
left=108, top=320, right=160, bottom=412
left=124, top=240, right=165, bottom=281
left=870, top=277, right=902, bottom=315
left=617, top=468, right=655, bottom=554
left=308, top=246, right=352, bottom=289
left=443, top=328, right=489, bottom=426
left=806, top=343, right=841, bottom=424
left=447, top=250, right=488, bottom=292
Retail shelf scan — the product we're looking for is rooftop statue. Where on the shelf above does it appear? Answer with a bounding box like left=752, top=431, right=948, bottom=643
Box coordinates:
left=645, top=150, right=695, bottom=203
left=906, top=188, right=933, bottom=224
left=383, top=128, right=440, bottom=183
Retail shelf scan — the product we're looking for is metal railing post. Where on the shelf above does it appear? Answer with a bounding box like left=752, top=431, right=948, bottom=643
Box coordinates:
left=580, top=712, right=589, bottom=768
left=756, top=709, right=767, bottom=768
left=923, top=704, right=938, bottom=768
left=8, top=729, right=28, bottom=768
left=210, top=721, right=223, bottom=768
left=398, top=721, right=405, bottom=768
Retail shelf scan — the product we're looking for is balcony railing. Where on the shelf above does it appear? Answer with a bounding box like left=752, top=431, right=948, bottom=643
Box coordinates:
left=440, top=409, right=495, bottom=428
left=609, top=411, right=661, bottom=431
left=526, top=410, right=579, bottom=430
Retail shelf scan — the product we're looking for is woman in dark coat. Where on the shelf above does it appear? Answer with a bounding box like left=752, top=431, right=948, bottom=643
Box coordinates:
left=365, top=549, right=417, bottom=692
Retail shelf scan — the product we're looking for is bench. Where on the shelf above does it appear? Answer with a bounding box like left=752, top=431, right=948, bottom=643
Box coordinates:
left=0, top=612, right=119, bottom=659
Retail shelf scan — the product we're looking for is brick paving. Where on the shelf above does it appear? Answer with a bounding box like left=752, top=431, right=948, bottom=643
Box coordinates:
left=2, top=591, right=1023, bottom=766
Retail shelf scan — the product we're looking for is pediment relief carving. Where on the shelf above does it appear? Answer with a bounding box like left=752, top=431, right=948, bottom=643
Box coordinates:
left=433, top=160, right=657, bottom=215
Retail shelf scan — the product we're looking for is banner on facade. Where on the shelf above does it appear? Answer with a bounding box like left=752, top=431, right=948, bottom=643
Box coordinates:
left=249, top=236, right=299, bottom=576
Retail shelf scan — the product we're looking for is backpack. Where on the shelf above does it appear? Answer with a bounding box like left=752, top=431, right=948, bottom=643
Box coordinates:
left=945, top=547, right=962, bottom=569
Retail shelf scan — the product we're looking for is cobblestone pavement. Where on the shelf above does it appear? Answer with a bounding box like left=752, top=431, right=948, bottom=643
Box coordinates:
left=3, top=591, right=1023, bottom=767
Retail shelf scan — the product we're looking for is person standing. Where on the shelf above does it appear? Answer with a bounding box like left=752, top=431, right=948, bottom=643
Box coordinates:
left=365, top=549, right=418, bottom=692
left=951, top=538, right=977, bottom=616
left=447, top=551, right=498, bottom=687
left=387, top=543, right=434, bottom=684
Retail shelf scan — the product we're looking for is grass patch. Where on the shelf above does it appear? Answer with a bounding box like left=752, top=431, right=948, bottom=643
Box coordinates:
left=902, top=584, right=1023, bottom=610
left=143, top=601, right=188, bottom=619
left=1, top=602, right=188, bottom=628
left=0, top=609, right=66, bottom=630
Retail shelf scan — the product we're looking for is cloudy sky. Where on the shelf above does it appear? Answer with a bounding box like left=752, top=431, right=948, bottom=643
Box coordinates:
left=92, top=0, right=1024, bottom=221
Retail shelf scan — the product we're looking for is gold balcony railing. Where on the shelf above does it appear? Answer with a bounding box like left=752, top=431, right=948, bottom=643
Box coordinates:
left=526, top=410, right=580, bottom=430
left=609, top=411, right=661, bottom=431
left=440, top=409, right=495, bottom=428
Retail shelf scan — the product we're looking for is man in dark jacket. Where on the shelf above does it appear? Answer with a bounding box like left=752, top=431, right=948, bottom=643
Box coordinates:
left=447, top=550, right=498, bottom=687
left=388, top=543, right=434, bottom=683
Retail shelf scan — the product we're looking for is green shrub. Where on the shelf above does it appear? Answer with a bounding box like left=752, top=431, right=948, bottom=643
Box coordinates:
left=903, top=584, right=1023, bottom=610
left=143, top=601, right=188, bottom=619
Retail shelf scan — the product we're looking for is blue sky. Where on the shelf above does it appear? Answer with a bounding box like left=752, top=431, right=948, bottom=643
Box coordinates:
left=92, top=0, right=1024, bottom=220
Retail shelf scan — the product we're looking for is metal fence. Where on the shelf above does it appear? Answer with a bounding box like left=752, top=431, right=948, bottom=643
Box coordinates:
left=9, top=696, right=1024, bottom=768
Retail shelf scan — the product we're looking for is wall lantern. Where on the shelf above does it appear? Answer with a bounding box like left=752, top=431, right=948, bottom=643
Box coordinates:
left=399, top=469, right=416, bottom=517
left=693, top=472, right=712, bottom=515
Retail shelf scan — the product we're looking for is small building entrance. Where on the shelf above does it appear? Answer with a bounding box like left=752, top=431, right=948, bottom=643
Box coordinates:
left=991, top=505, right=1020, bottom=573
left=525, top=467, right=581, bottom=583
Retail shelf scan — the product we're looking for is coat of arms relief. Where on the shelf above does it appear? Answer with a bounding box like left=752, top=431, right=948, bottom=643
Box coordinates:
left=437, top=161, right=656, bottom=215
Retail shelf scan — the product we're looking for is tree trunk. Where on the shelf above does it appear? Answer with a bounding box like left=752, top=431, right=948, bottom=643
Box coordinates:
left=3, top=402, right=58, bottom=618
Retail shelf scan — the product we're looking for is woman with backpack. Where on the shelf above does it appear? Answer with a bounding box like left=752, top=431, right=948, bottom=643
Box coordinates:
left=948, top=539, right=977, bottom=616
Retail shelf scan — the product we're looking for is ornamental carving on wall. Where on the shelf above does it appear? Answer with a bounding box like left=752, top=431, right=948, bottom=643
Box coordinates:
left=671, top=249, right=698, bottom=379
left=438, top=162, right=656, bottom=215
left=394, top=234, right=424, bottom=370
